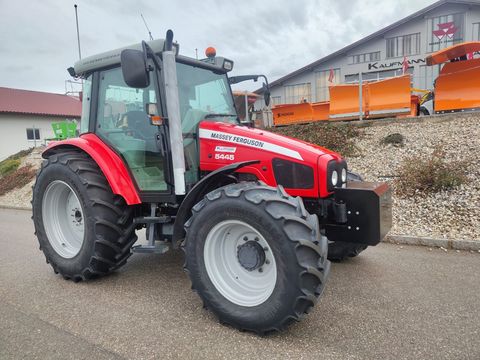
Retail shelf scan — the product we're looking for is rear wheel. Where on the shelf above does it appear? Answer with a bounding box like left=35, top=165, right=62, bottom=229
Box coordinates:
left=184, top=182, right=330, bottom=334
left=32, top=150, right=137, bottom=281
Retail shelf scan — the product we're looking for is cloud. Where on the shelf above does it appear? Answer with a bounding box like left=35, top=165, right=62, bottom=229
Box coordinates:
left=0, top=0, right=434, bottom=93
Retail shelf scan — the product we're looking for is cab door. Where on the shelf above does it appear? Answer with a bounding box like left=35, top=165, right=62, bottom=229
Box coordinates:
left=95, top=66, right=170, bottom=194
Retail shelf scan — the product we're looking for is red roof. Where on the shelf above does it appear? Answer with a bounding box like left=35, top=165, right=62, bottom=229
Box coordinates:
left=0, top=87, right=82, bottom=118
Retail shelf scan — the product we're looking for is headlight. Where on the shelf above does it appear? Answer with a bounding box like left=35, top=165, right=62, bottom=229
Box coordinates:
left=327, top=159, right=348, bottom=192
left=223, top=59, right=234, bottom=71
left=331, top=170, right=338, bottom=187
left=341, top=168, right=347, bottom=183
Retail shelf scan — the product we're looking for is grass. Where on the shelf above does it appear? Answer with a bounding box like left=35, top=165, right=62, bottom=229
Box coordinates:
left=0, top=148, right=37, bottom=196
left=394, top=147, right=468, bottom=197
left=270, top=122, right=361, bottom=157
left=0, top=159, right=21, bottom=177
left=0, top=148, right=34, bottom=178
left=0, top=165, right=36, bottom=196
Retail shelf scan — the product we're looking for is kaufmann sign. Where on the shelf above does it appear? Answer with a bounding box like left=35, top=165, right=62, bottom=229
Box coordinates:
left=367, top=58, right=426, bottom=70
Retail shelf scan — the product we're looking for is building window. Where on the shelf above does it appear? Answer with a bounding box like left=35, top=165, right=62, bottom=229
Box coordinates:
left=315, top=69, right=340, bottom=102
left=271, top=96, right=282, bottom=106
left=350, top=51, right=381, bottom=64
left=26, top=128, right=40, bottom=141
left=426, top=13, right=464, bottom=52
left=473, top=22, right=480, bottom=41
left=386, top=33, right=421, bottom=58
left=284, top=83, right=311, bottom=104
left=417, top=64, right=441, bottom=90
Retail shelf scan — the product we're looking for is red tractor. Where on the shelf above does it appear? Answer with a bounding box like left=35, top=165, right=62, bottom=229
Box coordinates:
left=33, top=30, right=391, bottom=334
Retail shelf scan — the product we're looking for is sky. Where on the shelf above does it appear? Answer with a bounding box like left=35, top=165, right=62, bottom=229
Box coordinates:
left=0, top=0, right=436, bottom=94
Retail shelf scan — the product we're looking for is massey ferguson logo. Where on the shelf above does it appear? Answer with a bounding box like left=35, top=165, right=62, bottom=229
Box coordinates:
left=433, top=22, right=458, bottom=40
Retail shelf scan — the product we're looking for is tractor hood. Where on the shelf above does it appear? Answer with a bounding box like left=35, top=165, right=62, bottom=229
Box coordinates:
left=198, top=121, right=342, bottom=162
left=198, top=121, right=344, bottom=198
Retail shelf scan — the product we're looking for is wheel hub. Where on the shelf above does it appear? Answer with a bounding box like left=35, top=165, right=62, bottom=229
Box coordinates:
left=203, top=220, right=277, bottom=307
left=237, top=240, right=265, bottom=271
left=41, top=180, right=85, bottom=259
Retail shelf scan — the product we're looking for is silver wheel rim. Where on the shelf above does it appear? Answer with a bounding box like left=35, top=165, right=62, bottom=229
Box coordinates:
left=41, top=180, right=85, bottom=259
left=203, top=220, right=277, bottom=307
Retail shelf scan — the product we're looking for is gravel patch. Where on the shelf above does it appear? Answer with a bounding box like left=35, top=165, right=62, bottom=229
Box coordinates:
left=346, top=114, right=480, bottom=241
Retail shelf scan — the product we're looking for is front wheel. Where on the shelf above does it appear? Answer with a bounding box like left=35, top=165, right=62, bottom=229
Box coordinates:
left=184, top=182, right=330, bottom=334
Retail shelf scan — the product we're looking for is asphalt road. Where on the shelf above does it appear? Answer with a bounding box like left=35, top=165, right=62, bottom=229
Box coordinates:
left=0, top=208, right=479, bottom=360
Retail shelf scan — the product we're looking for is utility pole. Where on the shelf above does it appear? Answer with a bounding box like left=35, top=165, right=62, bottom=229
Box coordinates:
left=74, top=4, right=82, bottom=60
left=358, top=72, right=363, bottom=121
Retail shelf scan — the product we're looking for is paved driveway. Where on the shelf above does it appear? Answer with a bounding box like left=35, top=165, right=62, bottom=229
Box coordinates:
left=0, top=208, right=479, bottom=359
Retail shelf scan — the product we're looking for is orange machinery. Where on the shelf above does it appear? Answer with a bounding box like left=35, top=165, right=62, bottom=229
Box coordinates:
left=329, top=75, right=415, bottom=120
left=426, top=42, right=480, bottom=113
left=272, top=102, right=329, bottom=126
left=272, top=75, right=417, bottom=125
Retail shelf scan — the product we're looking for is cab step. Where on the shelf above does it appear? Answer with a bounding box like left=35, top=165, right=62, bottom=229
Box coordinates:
left=131, top=242, right=169, bottom=254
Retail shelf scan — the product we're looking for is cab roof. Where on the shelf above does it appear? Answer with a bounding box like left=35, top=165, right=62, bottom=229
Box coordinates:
left=73, top=39, right=167, bottom=76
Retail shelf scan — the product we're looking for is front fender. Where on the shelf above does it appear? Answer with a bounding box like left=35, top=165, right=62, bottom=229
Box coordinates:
left=172, top=160, right=260, bottom=246
left=43, top=133, right=141, bottom=205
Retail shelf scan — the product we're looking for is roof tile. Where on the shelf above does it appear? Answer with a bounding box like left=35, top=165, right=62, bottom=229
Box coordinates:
left=0, top=87, right=82, bottom=118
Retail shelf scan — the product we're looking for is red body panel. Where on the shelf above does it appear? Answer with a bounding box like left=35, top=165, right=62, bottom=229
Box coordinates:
left=199, top=121, right=342, bottom=198
left=44, top=133, right=142, bottom=205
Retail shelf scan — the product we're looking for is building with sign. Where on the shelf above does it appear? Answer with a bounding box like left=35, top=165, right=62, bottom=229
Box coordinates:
left=261, top=0, right=480, bottom=106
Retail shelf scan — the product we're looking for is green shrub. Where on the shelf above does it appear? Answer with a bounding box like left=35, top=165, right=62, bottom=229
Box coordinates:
left=0, top=159, right=21, bottom=177
left=270, top=122, right=361, bottom=156
left=395, top=148, right=468, bottom=196
left=381, top=133, right=405, bottom=147
left=0, top=148, right=34, bottom=178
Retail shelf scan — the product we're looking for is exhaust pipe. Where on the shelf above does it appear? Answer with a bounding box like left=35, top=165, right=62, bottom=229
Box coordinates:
left=162, top=30, right=186, bottom=195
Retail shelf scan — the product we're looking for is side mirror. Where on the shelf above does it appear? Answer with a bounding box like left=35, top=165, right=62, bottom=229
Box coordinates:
left=120, top=49, right=150, bottom=88
left=262, top=82, right=271, bottom=107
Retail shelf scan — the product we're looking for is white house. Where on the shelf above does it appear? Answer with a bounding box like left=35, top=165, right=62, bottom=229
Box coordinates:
left=0, top=87, right=81, bottom=160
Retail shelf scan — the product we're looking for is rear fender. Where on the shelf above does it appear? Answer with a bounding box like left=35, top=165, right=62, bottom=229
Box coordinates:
left=43, top=133, right=141, bottom=205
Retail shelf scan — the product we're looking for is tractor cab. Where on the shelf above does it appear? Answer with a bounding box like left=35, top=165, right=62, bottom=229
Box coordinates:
left=72, top=37, right=242, bottom=197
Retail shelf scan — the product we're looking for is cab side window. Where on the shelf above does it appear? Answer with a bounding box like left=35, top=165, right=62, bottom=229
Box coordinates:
left=96, top=67, right=167, bottom=192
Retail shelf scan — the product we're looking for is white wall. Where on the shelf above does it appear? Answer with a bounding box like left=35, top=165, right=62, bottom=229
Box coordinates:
left=0, top=114, right=78, bottom=161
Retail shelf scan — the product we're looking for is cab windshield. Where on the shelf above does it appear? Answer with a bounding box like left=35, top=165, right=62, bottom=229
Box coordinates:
left=176, top=62, right=237, bottom=135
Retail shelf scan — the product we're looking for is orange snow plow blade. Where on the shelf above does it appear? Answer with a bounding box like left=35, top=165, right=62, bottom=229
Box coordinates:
left=434, top=57, right=480, bottom=112
left=366, top=75, right=412, bottom=118
left=426, top=42, right=480, bottom=113
left=272, top=102, right=329, bottom=126
left=329, top=75, right=412, bottom=120
left=329, top=84, right=366, bottom=120
left=426, top=42, right=480, bottom=65
left=311, top=102, right=330, bottom=121
left=272, top=103, right=313, bottom=126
